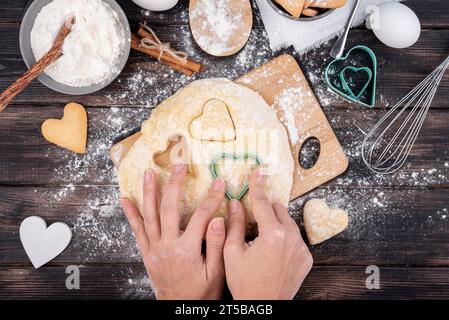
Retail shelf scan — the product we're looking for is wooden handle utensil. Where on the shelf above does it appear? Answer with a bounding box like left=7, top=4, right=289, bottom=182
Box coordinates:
left=0, top=16, right=75, bottom=113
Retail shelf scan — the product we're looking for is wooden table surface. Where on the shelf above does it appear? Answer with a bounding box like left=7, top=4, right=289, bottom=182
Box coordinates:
left=1, top=0, right=449, bottom=300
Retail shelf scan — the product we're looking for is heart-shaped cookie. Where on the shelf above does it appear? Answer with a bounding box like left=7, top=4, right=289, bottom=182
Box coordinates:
left=275, top=0, right=305, bottom=18
left=303, top=198, right=348, bottom=245
left=190, top=99, right=236, bottom=142
left=20, top=216, right=72, bottom=269
left=210, top=153, right=261, bottom=200
left=324, top=45, right=377, bottom=108
left=41, top=102, right=88, bottom=154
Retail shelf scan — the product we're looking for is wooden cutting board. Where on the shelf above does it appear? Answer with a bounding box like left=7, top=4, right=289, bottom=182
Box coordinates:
left=110, top=54, right=348, bottom=200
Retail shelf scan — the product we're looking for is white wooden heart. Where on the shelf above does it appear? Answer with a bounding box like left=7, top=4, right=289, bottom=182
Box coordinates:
left=20, top=216, right=72, bottom=269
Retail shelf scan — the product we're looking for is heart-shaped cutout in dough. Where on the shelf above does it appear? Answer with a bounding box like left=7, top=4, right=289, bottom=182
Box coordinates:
left=20, top=216, right=72, bottom=269
left=154, top=135, right=191, bottom=173
left=210, top=153, right=261, bottom=200
left=190, top=99, right=236, bottom=142
left=303, top=198, right=348, bottom=245
left=41, top=102, right=88, bottom=154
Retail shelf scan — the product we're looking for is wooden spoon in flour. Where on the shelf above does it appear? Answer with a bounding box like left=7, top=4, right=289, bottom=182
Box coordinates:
left=189, top=0, right=253, bottom=57
left=0, top=16, right=75, bottom=113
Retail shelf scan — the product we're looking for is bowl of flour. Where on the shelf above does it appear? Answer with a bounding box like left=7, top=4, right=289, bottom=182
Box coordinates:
left=20, top=0, right=131, bottom=95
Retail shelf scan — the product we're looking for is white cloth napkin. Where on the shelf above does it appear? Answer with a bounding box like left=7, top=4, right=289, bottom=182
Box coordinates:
left=255, top=0, right=402, bottom=53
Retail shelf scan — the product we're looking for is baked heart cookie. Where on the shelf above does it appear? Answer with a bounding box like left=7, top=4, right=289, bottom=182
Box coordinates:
left=275, top=0, right=305, bottom=18
left=41, top=102, right=87, bottom=154
left=302, top=7, right=320, bottom=17
left=305, top=0, right=348, bottom=9
left=303, top=198, right=348, bottom=245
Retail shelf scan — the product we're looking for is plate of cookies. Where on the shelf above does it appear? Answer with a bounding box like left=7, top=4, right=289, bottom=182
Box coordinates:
left=267, top=0, right=348, bottom=21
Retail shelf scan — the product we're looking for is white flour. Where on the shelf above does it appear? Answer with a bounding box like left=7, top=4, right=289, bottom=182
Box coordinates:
left=30, top=0, right=125, bottom=87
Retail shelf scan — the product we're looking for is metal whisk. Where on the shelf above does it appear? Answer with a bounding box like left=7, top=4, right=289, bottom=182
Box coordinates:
left=362, top=55, right=449, bottom=175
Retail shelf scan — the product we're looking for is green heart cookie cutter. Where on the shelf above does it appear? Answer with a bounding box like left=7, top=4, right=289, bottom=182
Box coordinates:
left=324, top=45, right=377, bottom=108
left=210, top=153, right=261, bottom=200
left=340, top=66, right=373, bottom=100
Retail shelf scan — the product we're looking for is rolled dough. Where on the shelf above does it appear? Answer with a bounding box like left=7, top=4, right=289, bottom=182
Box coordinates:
left=118, top=79, right=294, bottom=234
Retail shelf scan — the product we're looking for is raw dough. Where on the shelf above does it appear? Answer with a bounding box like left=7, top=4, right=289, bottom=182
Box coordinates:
left=303, top=198, right=348, bottom=245
left=118, top=79, right=294, bottom=234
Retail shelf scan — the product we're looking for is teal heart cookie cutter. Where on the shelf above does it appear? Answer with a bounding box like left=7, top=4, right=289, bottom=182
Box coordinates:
left=324, top=45, right=377, bottom=108
left=340, top=66, right=373, bottom=100
left=210, top=153, right=261, bottom=200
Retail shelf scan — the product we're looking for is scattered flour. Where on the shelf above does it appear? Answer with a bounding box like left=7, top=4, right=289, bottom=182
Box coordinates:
left=39, top=8, right=449, bottom=298
left=189, top=0, right=243, bottom=56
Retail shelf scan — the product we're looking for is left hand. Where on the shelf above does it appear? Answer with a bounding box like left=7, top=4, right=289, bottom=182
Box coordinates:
left=120, top=164, right=226, bottom=300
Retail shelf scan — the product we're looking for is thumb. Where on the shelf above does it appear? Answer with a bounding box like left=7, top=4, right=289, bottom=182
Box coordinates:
left=224, top=200, right=246, bottom=255
left=206, top=217, right=226, bottom=275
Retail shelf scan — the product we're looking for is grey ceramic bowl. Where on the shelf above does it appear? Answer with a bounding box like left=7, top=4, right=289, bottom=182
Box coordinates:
left=19, top=0, right=131, bottom=95
left=266, top=0, right=335, bottom=21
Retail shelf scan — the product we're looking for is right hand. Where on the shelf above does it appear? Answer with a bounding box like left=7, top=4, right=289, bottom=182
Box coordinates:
left=223, top=167, right=313, bottom=300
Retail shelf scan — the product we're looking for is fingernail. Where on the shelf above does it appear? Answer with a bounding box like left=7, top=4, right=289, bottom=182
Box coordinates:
left=144, top=169, right=153, bottom=184
left=256, top=167, right=266, bottom=185
left=174, top=163, right=184, bottom=174
left=230, top=199, right=239, bottom=214
left=211, top=218, right=224, bottom=233
left=213, top=178, right=224, bottom=191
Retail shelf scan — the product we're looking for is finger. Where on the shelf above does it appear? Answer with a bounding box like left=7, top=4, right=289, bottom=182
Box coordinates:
left=121, top=197, right=150, bottom=258
left=183, top=178, right=225, bottom=246
left=272, top=202, right=297, bottom=229
left=206, top=218, right=226, bottom=276
left=224, top=200, right=246, bottom=254
left=160, top=163, right=187, bottom=239
left=249, top=167, right=280, bottom=233
left=142, top=169, right=160, bottom=242
left=273, top=203, right=306, bottom=245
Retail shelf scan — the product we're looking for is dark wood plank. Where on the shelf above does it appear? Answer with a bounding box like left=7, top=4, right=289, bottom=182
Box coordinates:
left=1, top=0, right=449, bottom=301
left=0, top=106, right=148, bottom=185
left=0, top=264, right=155, bottom=300
left=407, top=0, right=449, bottom=29
left=0, top=26, right=448, bottom=108
left=299, top=266, right=449, bottom=300
left=1, top=106, right=448, bottom=187
left=0, top=0, right=30, bottom=25
left=1, top=185, right=449, bottom=266
left=2, top=264, right=449, bottom=299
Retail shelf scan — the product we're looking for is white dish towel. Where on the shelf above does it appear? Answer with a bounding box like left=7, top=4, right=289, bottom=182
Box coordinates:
left=255, top=0, right=402, bottom=54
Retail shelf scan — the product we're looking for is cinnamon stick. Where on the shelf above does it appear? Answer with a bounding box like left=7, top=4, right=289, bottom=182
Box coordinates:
left=163, top=61, right=194, bottom=77
left=131, top=34, right=195, bottom=76
left=136, top=28, right=203, bottom=73
left=0, top=17, right=75, bottom=112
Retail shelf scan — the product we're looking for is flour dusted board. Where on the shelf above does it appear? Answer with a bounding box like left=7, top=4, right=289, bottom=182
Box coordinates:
left=110, top=54, right=348, bottom=200
left=238, top=55, right=348, bottom=199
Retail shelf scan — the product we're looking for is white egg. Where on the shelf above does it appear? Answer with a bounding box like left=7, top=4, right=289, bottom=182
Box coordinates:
left=366, top=2, right=421, bottom=49
left=132, top=0, right=179, bottom=11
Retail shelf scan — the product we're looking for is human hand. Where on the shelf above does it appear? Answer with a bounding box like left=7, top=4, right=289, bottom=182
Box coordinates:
left=121, top=163, right=226, bottom=300
left=223, top=167, right=313, bottom=300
